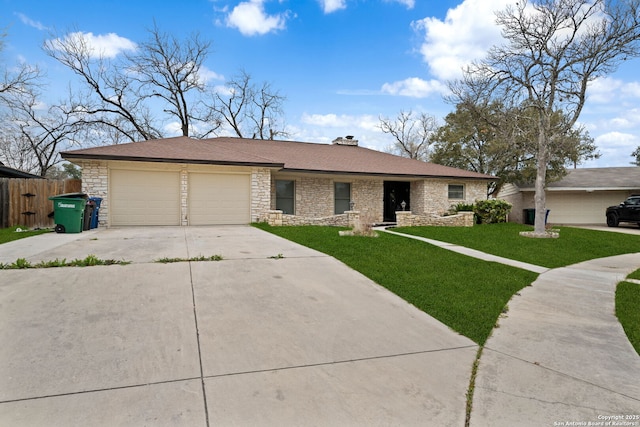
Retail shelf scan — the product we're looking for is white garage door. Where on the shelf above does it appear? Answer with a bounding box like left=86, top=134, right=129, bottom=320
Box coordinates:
left=189, top=173, right=251, bottom=225
left=546, top=191, right=629, bottom=224
left=110, top=169, right=181, bottom=226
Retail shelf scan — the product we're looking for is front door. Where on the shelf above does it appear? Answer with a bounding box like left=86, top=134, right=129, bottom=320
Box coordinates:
left=383, top=181, right=410, bottom=222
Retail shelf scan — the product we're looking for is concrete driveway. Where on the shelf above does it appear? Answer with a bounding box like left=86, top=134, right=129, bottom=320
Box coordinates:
left=0, top=226, right=477, bottom=426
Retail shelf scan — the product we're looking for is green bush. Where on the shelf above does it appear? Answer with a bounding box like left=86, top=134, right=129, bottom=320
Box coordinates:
left=474, top=199, right=512, bottom=224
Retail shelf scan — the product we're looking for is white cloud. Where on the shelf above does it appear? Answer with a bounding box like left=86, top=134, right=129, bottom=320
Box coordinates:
left=46, top=32, right=137, bottom=58
left=593, top=131, right=639, bottom=165
left=226, top=0, right=289, bottom=36
left=381, top=77, right=448, bottom=98
left=319, top=0, right=347, bottom=14
left=384, top=0, right=415, bottom=9
left=413, top=0, right=513, bottom=80
left=198, top=66, right=224, bottom=85
left=16, top=13, right=47, bottom=31
left=301, top=112, right=378, bottom=131
left=588, top=77, right=640, bottom=104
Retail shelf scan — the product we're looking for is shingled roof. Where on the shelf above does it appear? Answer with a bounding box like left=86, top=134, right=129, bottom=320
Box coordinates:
left=517, top=167, right=640, bottom=190
left=61, top=136, right=496, bottom=180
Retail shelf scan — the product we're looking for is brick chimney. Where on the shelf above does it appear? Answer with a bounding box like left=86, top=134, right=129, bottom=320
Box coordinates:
left=332, top=135, right=358, bottom=146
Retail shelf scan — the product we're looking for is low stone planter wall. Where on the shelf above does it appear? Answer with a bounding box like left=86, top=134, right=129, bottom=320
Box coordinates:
left=265, top=210, right=360, bottom=227
left=395, top=211, right=474, bottom=227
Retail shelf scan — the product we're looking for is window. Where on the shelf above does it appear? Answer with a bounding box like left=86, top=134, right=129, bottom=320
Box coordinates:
left=276, top=180, right=295, bottom=214
left=448, top=184, right=465, bottom=200
left=334, top=182, right=351, bottom=214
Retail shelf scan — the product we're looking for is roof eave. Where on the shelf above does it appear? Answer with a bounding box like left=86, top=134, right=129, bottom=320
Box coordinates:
left=61, top=153, right=284, bottom=169
left=279, top=168, right=496, bottom=180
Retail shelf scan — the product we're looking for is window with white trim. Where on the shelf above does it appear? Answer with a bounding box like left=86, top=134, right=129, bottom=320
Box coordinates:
left=448, top=184, right=465, bottom=200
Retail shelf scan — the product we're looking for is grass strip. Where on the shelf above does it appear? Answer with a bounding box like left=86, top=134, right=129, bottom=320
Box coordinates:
left=616, top=279, right=640, bottom=356
left=155, top=255, right=223, bottom=263
left=254, top=224, right=537, bottom=345
left=0, top=255, right=130, bottom=269
left=394, top=223, right=640, bottom=268
left=0, top=226, right=49, bottom=245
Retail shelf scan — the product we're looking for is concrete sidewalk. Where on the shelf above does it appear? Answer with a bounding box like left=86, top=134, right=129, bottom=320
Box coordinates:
left=471, top=254, right=640, bottom=427
left=381, top=227, right=640, bottom=426
left=0, top=226, right=477, bottom=426
left=379, top=227, right=549, bottom=274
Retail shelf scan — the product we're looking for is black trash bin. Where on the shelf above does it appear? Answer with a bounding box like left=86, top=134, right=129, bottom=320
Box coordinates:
left=83, top=199, right=95, bottom=231
left=89, top=197, right=103, bottom=229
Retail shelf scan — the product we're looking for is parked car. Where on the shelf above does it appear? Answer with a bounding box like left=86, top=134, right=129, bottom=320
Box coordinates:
left=606, top=195, right=640, bottom=227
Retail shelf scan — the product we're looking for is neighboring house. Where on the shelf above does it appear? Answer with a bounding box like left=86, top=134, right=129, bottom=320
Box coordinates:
left=61, top=136, right=495, bottom=227
left=499, top=167, right=640, bottom=225
left=0, top=162, right=43, bottom=179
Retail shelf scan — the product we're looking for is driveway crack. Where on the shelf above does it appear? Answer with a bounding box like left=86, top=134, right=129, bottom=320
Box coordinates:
left=185, top=229, right=210, bottom=427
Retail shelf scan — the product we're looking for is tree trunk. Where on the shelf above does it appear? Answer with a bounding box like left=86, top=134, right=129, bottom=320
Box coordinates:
left=534, top=116, right=549, bottom=235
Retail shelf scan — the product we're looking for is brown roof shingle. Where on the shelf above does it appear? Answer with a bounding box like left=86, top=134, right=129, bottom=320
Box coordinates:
left=62, top=136, right=496, bottom=180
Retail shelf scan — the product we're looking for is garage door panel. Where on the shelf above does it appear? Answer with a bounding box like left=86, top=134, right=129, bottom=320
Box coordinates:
left=111, top=170, right=180, bottom=226
left=189, top=173, right=250, bottom=225
left=547, top=192, right=629, bottom=224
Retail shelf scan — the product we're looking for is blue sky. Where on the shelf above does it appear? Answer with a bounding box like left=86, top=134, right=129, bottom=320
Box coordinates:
left=2, top=0, right=640, bottom=167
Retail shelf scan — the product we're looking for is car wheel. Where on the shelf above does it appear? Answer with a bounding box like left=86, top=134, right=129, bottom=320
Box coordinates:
left=606, top=213, right=619, bottom=227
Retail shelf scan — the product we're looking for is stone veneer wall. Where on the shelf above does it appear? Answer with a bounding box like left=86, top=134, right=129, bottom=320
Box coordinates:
left=395, top=211, right=475, bottom=227
left=417, top=179, right=487, bottom=214
left=266, top=210, right=360, bottom=227
left=296, top=177, right=334, bottom=218
left=270, top=176, right=384, bottom=223
left=410, top=180, right=426, bottom=215
left=78, top=160, right=109, bottom=227
left=252, top=168, right=272, bottom=222
left=351, top=179, right=383, bottom=222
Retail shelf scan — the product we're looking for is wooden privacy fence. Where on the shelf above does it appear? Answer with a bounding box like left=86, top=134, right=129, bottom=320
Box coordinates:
left=0, top=178, right=82, bottom=229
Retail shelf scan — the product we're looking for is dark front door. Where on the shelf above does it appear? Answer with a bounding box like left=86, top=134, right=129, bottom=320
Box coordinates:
left=383, top=181, right=410, bottom=222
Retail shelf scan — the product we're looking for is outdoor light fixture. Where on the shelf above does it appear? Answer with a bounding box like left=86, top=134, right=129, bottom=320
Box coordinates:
left=400, top=200, right=406, bottom=211
left=350, top=201, right=355, bottom=210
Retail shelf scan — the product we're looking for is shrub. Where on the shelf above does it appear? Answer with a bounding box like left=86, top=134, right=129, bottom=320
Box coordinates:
left=474, top=199, right=512, bottom=224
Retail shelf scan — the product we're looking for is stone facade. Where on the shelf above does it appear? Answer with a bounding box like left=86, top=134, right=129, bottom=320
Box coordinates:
left=270, top=176, right=384, bottom=223
left=266, top=210, right=360, bottom=227
left=252, top=168, right=272, bottom=222
left=415, top=179, right=487, bottom=215
left=395, top=211, right=475, bottom=227
left=78, top=160, right=109, bottom=227
left=351, top=179, right=383, bottom=222
left=78, top=158, right=489, bottom=228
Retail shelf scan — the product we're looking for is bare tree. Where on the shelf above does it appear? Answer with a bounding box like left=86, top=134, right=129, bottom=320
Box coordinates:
left=0, top=88, right=79, bottom=176
left=211, top=69, right=288, bottom=139
left=378, top=110, right=437, bottom=161
left=44, top=31, right=161, bottom=142
left=455, top=0, right=640, bottom=235
left=44, top=27, right=221, bottom=142
left=126, top=25, right=220, bottom=138
left=1, top=31, right=43, bottom=104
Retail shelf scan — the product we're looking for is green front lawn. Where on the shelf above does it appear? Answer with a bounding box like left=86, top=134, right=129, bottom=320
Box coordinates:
left=394, top=223, right=640, bottom=268
left=0, top=226, right=50, bottom=245
left=617, top=277, right=640, bottom=356
left=255, top=224, right=537, bottom=345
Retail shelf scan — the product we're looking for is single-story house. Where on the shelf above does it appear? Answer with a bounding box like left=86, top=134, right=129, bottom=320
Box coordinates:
left=498, top=167, right=640, bottom=225
left=61, top=136, right=495, bottom=227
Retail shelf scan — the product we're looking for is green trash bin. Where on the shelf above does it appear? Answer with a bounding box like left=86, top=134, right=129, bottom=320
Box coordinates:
left=49, top=193, right=88, bottom=233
